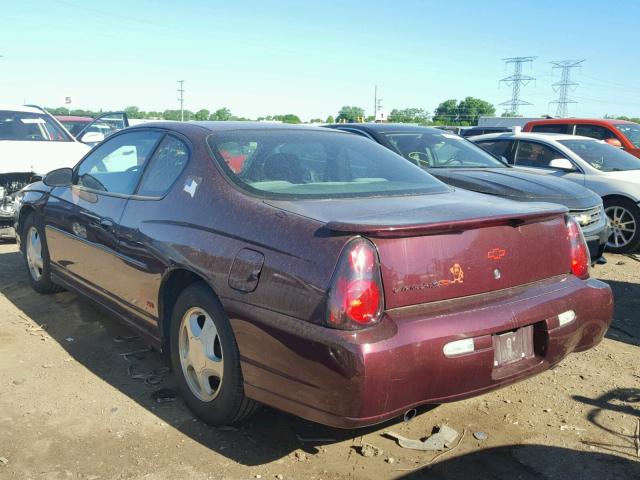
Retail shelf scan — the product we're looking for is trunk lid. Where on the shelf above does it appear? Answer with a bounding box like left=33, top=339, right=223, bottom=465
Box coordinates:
left=267, top=190, right=573, bottom=308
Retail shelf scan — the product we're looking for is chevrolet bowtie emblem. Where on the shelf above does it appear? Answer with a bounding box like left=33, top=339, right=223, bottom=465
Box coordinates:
left=487, top=248, right=506, bottom=260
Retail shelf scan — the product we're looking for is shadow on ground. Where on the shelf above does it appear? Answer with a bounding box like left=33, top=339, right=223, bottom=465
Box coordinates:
left=0, top=248, right=432, bottom=467
left=398, top=444, right=639, bottom=479
left=602, top=279, right=640, bottom=347
left=573, top=388, right=640, bottom=460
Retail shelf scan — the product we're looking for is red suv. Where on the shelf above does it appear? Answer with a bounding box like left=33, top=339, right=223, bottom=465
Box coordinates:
left=523, top=118, right=640, bottom=158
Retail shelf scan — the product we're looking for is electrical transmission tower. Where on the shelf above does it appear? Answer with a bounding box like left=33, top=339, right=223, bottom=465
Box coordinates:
left=499, top=57, right=536, bottom=115
left=549, top=60, right=585, bottom=117
left=177, top=80, right=185, bottom=121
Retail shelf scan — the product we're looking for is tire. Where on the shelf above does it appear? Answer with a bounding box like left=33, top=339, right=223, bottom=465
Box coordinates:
left=604, top=198, right=640, bottom=253
left=21, top=213, right=63, bottom=294
left=169, top=282, right=259, bottom=425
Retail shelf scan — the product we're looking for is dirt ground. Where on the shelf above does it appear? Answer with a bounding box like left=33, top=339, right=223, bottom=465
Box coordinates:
left=0, top=242, right=638, bottom=480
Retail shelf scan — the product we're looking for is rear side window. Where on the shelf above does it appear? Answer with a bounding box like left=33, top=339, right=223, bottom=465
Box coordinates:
left=207, top=129, right=449, bottom=198
left=514, top=141, right=564, bottom=168
left=76, top=130, right=162, bottom=194
left=137, top=135, right=189, bottom=197
left=531, top=124, right=570, bottom=134
left=476, top=140, right=513, bottom=160
left=575, top=124, right=616, bottom=140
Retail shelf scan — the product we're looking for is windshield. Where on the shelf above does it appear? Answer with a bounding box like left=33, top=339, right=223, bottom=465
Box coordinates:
left=207, top=129, right=450, bottom=198
left=559, top=139, right=640, bottom=171
left=615, top=123, right=640, bottom=148
left=0, top=110, right=72, bottom=142
left=382, top=131, right=507, bottom=168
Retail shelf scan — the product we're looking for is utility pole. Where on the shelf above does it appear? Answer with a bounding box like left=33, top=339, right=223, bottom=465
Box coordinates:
left=549, top=60, right=585, bottom=118
left=177, top=80, right=185, bottom=121
left=499, top=56, right=536, bottom=115
left=374, top=85, right=377, bottom=122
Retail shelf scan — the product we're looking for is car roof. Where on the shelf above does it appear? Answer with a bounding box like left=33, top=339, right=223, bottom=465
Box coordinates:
left=526, top=118, right=634, bottom=126
left=0, top=104, right=47, bottom=114
left=469, top=132, right=597, bottom=142
left=327, top=123, right=444, bottom=134
left=129, top=120, right=342, bottom=134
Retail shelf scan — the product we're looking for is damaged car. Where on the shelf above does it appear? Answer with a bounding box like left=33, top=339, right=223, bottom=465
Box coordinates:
left=0, top=106, right=128, bottom=240
left=0, top=105, right=91, bottom=239
left=15, top=122, right=613, bottom=428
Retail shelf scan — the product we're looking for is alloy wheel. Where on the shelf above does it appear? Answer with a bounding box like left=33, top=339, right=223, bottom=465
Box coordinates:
left=605, top=205, right=636, bottom=249
left=178, top=307, right=224, bottom=402
left=26, top=226, right=44, bottom=281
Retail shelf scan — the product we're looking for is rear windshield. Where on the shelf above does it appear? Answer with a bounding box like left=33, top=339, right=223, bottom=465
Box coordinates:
left=0, top=110, right=71, bottom=142
left=615, top=123, right=640, bottom=148
left=207, top=129, right=449, bottom=198
left=558, top=139, right=640, bottom=171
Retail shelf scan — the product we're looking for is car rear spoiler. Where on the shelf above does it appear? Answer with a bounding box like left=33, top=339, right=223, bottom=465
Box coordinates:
left=326, top=207, right=567, bottom=237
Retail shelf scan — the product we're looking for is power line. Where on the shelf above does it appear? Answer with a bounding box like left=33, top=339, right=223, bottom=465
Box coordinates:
left=549, top=59, right=585, bottom=117
left=177, top=80, right=185, bottom=122
left=499, top=56, right=537, bottom=115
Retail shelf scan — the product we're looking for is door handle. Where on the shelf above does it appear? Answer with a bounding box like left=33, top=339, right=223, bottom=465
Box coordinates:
left=100, top=219, right=115, bottom=231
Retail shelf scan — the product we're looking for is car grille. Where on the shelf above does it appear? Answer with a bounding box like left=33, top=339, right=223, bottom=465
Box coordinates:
left=570, top=206, right=603, bottom=228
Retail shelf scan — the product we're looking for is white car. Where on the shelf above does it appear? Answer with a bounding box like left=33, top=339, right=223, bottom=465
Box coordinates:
left=0, top=105, right=93, bottom=240
left=471, top=131, right=640, bottom=253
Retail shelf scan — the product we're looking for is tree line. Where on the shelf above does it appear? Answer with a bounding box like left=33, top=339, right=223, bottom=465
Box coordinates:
left=45, top=96, right=498, bottom=126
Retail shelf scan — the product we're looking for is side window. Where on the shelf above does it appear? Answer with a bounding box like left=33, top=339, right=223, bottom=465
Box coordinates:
left=575, top=124, right=616, bottom=140
left=514, top=141, right=564, bottom=168
left=76, top=130, right=162, bottom=194
left=531, top=124, right=570, bottom=134
left=137, top=135, right=190, bottom=197
left=476, top=140, right=513, bottom=161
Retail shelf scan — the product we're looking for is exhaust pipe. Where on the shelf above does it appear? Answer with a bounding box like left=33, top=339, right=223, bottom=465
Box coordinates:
left=403, top=408, right=417, bottom=422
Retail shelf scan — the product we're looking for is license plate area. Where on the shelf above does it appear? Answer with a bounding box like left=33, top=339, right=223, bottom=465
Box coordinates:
left=493, top=325, right=534, bottom=367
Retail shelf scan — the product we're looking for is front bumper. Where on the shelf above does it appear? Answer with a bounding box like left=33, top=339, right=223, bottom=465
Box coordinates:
left=584, top=223, right=610, bottom=264
left=0, top=209, right=16, bottom=240
left=233, top=274, right=613, bottom=428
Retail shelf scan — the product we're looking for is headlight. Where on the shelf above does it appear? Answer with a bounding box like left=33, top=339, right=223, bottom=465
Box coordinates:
left=571, top=213, right=591, bottom=226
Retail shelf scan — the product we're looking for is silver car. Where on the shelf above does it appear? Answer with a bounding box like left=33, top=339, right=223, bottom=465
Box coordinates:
left=471, top=132, right=640, bottom=253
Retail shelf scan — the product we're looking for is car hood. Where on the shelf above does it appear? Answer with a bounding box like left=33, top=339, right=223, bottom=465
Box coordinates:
left=601, top=169, right=640, bottom=183
left=0, top=140, right=90, bottom=175
left=427, top=168, right=599, bottom=209
left=265, top=188, right=567, bottom=233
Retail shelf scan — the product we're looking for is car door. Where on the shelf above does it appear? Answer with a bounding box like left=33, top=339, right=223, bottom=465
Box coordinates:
left=512, top=139, right=585, bottom=185
left=112, top=133, right=191, bottom=324
left=43, top=129, right=163, bottom=306
left=76, top=112, right=129, bottom=146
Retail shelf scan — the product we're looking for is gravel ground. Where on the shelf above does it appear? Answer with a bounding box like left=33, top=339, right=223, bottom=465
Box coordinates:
left=0, top=242, right=638, bottom=480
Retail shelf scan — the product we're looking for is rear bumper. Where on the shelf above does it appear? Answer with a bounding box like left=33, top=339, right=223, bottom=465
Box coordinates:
left=232, top=275, right=613, bottom=429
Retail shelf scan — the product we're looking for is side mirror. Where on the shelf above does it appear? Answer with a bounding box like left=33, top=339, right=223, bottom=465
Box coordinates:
left=549, top=158, right=575, bottom=171
left=80, top=131, right=105, bottom=144
left=43, top=167, right=73, bottom=187
left=604, top=138, right=623, bottom=148
left=500, top=155, right=509, bottom=164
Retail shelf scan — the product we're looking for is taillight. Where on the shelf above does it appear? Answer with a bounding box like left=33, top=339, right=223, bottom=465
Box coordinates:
left=566, top=216, right=590, bottom=279
left=326, top=238, right=384, bottom=329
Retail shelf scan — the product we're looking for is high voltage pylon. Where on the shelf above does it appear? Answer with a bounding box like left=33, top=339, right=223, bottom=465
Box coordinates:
left=499, top=56, right=537, bottom=115
left=549, top=60, right=585, bottom=117
left=177, top=80, right=185, bottom=121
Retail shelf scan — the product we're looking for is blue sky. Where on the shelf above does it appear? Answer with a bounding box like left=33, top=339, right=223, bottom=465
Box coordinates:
left=2, top=0, right=640, bottom=121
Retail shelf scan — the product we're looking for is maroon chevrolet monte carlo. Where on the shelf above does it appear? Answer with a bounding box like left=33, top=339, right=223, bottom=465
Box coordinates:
left=14, top=122, right=613, bottom=428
